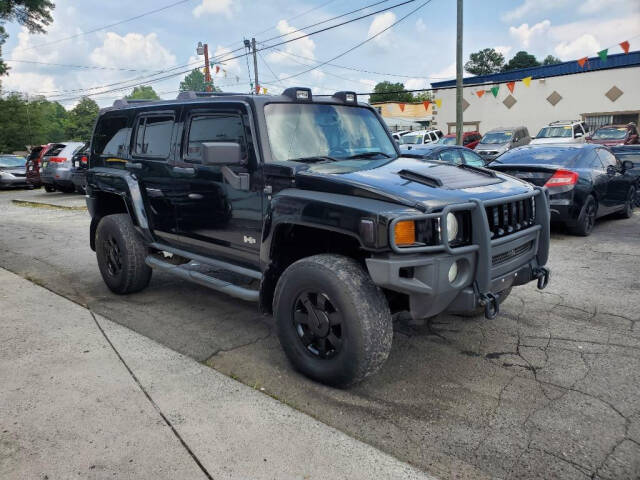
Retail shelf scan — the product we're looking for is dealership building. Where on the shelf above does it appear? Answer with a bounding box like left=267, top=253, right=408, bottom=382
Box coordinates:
left=429, top=51, right=640, bottom=136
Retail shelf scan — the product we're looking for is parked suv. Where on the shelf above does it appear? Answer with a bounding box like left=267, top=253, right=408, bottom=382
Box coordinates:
left=531, top=120, right=589, bottom=145
left=438, top=131, right=482, bottom=149
left=476, top=127, right=531, bottom=161
left=86, top=89, right=551, bottom=387
left=40, top=142, right=86, bottom=193
left=588, top=123, right=639, bottom=146
left=25, top=143, right=52, bottom=188
left=400, top=128, right=444, bottom=149
left=71, top=142, right=90, bottom=193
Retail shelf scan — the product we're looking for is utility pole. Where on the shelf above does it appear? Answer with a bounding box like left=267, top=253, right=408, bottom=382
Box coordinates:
left=455, top=0, right=463, bottom=145
left=203, top=43, right=213, bottom=92
left=251, top=38, right=259, bottom=94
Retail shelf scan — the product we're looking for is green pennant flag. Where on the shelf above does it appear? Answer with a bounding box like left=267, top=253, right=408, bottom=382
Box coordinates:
left=598, top=49, right=608, bottom=62
left=491, top=86, right=499, bottom=98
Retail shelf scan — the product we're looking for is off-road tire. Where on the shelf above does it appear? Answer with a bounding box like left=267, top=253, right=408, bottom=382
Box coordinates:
left=568, top=195, right=596, bottom=236
left=455, top=287, right=512, bottom=318
left=617, top=187, right=635, bottom=219
left=59, top=185, right=75, bottom=194
left=274, top=254, right=393, bottom=388
left=43, top=185, right=56, bottom=192
left=95, top=214, right=152, bottom=294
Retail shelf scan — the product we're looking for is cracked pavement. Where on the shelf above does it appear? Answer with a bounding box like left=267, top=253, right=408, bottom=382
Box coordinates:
left=1, top=188, right=639, bottom=479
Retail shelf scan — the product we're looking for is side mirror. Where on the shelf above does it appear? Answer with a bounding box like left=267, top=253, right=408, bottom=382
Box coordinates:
left=202, top=142, right=243, bottom=166
left=622, top=160, right=634, bottom=171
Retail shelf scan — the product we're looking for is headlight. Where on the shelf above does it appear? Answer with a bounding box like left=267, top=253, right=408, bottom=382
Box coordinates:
left=446, top=212, right=459, bottom=241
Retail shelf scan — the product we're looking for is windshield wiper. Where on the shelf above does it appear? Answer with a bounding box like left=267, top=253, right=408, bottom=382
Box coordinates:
left=345, top=151, right=393, bottom=159
left=290, top=156, right=338, bottom=163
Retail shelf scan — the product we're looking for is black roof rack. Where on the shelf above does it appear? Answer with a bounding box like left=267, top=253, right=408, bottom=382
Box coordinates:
left=112, top=98, right=154, bottom=108
left=176, top=91, right=247, bottom=100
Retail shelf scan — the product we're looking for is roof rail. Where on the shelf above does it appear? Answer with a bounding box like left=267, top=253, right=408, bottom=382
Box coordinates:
left=176, top=90, right=246, bottom=100
left=112, top=98, right=154, bottom=108
left=549, top=120, right=580, bottom=125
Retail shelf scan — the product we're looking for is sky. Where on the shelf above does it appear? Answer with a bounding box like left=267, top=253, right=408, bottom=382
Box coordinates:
left=1, top=0, right=639, bottom=108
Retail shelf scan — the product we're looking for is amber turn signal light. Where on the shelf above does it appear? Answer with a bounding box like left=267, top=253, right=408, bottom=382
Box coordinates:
left=394, top=220, right=416, bottom=246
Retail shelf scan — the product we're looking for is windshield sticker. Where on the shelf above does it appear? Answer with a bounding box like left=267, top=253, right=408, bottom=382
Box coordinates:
left=564, top=126, right=571, bottom=129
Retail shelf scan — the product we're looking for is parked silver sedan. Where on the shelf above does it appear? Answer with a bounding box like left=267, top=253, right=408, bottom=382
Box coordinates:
left=0, top=155, right=28, bottom=189
left=40, top=142, right=85, bottom=193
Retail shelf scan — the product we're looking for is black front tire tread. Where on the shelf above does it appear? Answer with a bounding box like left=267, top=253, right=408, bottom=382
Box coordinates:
left=96, top=214, right=152, bottom=294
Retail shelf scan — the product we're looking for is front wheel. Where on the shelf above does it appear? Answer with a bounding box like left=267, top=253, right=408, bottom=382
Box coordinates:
left=617, top=187, right=635, bottom=219
left=274, top=254, right=393, bottom=388
left=43, top=185, right=55, bottom=193
left=95, top=214, right=152, bottom=294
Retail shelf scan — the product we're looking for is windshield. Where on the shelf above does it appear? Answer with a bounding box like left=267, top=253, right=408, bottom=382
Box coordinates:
left=536, top=126, right=573, bottom=138
left=438, top=136, right=456, bottom=145
left=264, top=103, right=396, bottom=162
left=400, top=134, right=423, bottom=145
left=0, top=156, right=26, bottom=168
left=481, top=131, right=513, bottom=144
left=593, top=127, right=627, bottom=140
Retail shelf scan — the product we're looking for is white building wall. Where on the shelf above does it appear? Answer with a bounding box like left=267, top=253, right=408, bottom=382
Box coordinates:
left=431, top=66, right=640, bottom=136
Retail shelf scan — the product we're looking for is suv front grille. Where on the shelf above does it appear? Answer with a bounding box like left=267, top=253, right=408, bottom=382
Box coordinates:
left=492, top=241, right=533, bottom=266
left=486, top=197, right=535, bottom=239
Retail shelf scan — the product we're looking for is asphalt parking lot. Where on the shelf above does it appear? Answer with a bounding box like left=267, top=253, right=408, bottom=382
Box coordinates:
left=1, top=187, right=639, bottom=480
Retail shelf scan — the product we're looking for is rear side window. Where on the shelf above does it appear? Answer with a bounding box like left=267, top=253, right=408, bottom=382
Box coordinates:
left=44, top=144, right=65, bottom=157
left=184, top=113, right=246, bottom=163
left=94, top=116, right=129, bottom=156
left=596, top=148, right=619, bottom=168
left=461, top=149, right=485, bottom=166
left=133, top=114, right=174, bottom=158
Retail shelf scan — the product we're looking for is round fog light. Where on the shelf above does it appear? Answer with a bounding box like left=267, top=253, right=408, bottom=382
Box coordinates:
left=446, top=212, right=459, bottom=242
left=448, top=261, right=459, bottom=284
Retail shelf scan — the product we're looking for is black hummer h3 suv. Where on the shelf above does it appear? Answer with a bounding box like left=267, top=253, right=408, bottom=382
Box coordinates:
left=87, top=88, right=550, bottom=387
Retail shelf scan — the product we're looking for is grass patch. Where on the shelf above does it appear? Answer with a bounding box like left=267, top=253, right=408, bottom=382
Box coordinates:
left=11, top=199, right=86, bottom=211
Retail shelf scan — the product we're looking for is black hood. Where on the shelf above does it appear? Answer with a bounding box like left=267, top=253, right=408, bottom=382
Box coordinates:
left=294, top=156, right=533, bottom=212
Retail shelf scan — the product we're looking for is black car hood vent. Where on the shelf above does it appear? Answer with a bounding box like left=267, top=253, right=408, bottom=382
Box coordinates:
left=398, top=163, right=502, bottom=190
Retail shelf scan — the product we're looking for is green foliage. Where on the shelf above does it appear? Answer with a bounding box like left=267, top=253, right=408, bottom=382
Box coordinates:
left=464, top=48, right=505, bottom=76
left=369, top=81, right=415, bottom=103
left=542, top=55, right=562, bottom=66
left=412, top=91, right=433, bottom=102
left=503, top=51, right=541, bottom=71
left=0, top=1, right=55, bottom=77
left=179, top=68, right=221, bottom=92
left=65, top=97, right=99, bottom=141
left=125, top=85, right=160, bottom=100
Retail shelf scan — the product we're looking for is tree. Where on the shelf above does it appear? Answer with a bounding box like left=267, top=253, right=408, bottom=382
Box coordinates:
left=0, top=1, right=55, bottom=76
left=179, top=68, right=221, bottom=92
left=412, top=91, right=433, bottom=102
left=369, top=81, right=414, bottom=103
left=464, top=48, right=505, bottom=76
left=503, top=51, right=541, bottom=71
left=126, top=85, right=160, bottom=100
left=542, top=55, right=562, bottom=66
left=65, top=97, right=99, bottom=141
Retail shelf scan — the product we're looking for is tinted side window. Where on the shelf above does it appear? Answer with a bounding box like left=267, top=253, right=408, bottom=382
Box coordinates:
left=439, top=149, right=462, bottom=165
left=597, top=149, right=619, bottom=167
left=461, top=149, right=485, bottom=166
left=185, top=114, right=246, bottom=162
left=134, top=115, right=174, bottom=158
left=94, top=117, right=129, bottom=156
left=582, top=150, right=603, bottom=169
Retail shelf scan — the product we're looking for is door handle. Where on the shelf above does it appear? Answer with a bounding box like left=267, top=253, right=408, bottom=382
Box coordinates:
left=126, top=161, right=143, bottom=170
left=173, top=166, right=195, bottom=175
left=145, top=187, right=164, bottom=198
left=188, top=193, right=204, bottom=200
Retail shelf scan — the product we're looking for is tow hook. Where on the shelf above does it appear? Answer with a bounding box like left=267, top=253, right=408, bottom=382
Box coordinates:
left=534, top=267, right=550, bottom=290
left=479, top=293, right=499, bottom=320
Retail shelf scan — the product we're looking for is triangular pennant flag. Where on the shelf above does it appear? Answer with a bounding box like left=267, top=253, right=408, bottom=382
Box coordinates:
left=435, top=99, right=442, bottom=108
left=490, top=86, right=499, bottom=97
left=215, top=65, right=220, bottom=74
left=262, top=87, right=268, bottom=94
left=398, top=103, right=405, bottom=112
left=620, top=40, right=630, bottom=54
left=598, top=49, right=608, bottom=62
left=255, top=84, right=260, bottom=94
left=506, top=81, right=515, bottom=93
left=577, top=57, right=588, bottom=68
left=522, top=76, right=532, bottom=87
left=476, top=90, right=485, bottom=98
left=422, top=100, right=431, bottom=110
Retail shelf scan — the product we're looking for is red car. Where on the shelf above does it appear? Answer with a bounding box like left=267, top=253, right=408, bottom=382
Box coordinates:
left=587, top=123, right=639, bottom=146
left=26, top=144, right=53, bottom=189
left=437, top=131, right=482, bottom=149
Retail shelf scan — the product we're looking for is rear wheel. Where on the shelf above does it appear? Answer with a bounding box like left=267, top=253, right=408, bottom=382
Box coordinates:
left=569, top=195, right=596, bottom=236
left=274, top=254, right=393, bottom=388
left=43, top=185, right=56, bottom=193
left=617, top=187, right=635, bottom=219
left=95, top=214, right=152, bottom=294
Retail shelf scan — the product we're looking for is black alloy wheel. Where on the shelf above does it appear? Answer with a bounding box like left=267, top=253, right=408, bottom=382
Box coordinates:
left=292, top=291, right=343, bottom=359
left=583, top=200, right=596, bottom=234
left=103, top=235, right=123, bottom=278
left=620, top=187, right=636, bottom=218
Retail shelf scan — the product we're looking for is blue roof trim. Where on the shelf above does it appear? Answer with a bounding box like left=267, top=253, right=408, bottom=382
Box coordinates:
left=431, top=51, right=640, bottom=88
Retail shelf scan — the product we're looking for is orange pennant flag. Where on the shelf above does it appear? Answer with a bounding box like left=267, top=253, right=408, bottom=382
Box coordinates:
left=476, top=90, right=485, bottom=98
left=422, top=101, right=431, bottom=110
left=255, top=84, right=260, bottom=94
left=522, top=76, right=532, bottom=86
left=577, top=57, right=588, bottom=68
left=506, top=81, right=516, bottom=93
left=620, top=40, right=630, bottom=54
left=215, top=65, right=220, bottom=74
left=398, top=103, right=405, bottom=112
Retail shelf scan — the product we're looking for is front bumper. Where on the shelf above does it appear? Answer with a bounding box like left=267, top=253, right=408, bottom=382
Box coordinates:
left=366, top=187, right=550, bottom=319
left=0, top=175, right=29, bottom=188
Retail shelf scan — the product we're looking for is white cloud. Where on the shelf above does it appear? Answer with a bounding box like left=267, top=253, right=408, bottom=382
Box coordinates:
left=90, top=32, right=176, bottom=73
left=502, top=0, right=568, bottom=22
left=192, top=0, right=233, bottom=18
left=266, top=19, right=316, bottom=66
left=509, top=20, right=551, bottom=48
left=404, top=77, right=429, bottom=91
left=367, top=12, right=396, bottom=48
left=554, top=34, right=601, bottom=59
left=494, top=45, right=513, bottom=58
left=578, top=0, right=629, bottom=14
left=2, top=72, right=57, bottom=97
left=415, top=18, right=427, bottom=33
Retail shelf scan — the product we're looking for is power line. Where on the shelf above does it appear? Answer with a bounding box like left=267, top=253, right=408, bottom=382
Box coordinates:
left=4, top=58, right=156, bottom=72
left=19, top=0, right=197, bottom=52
